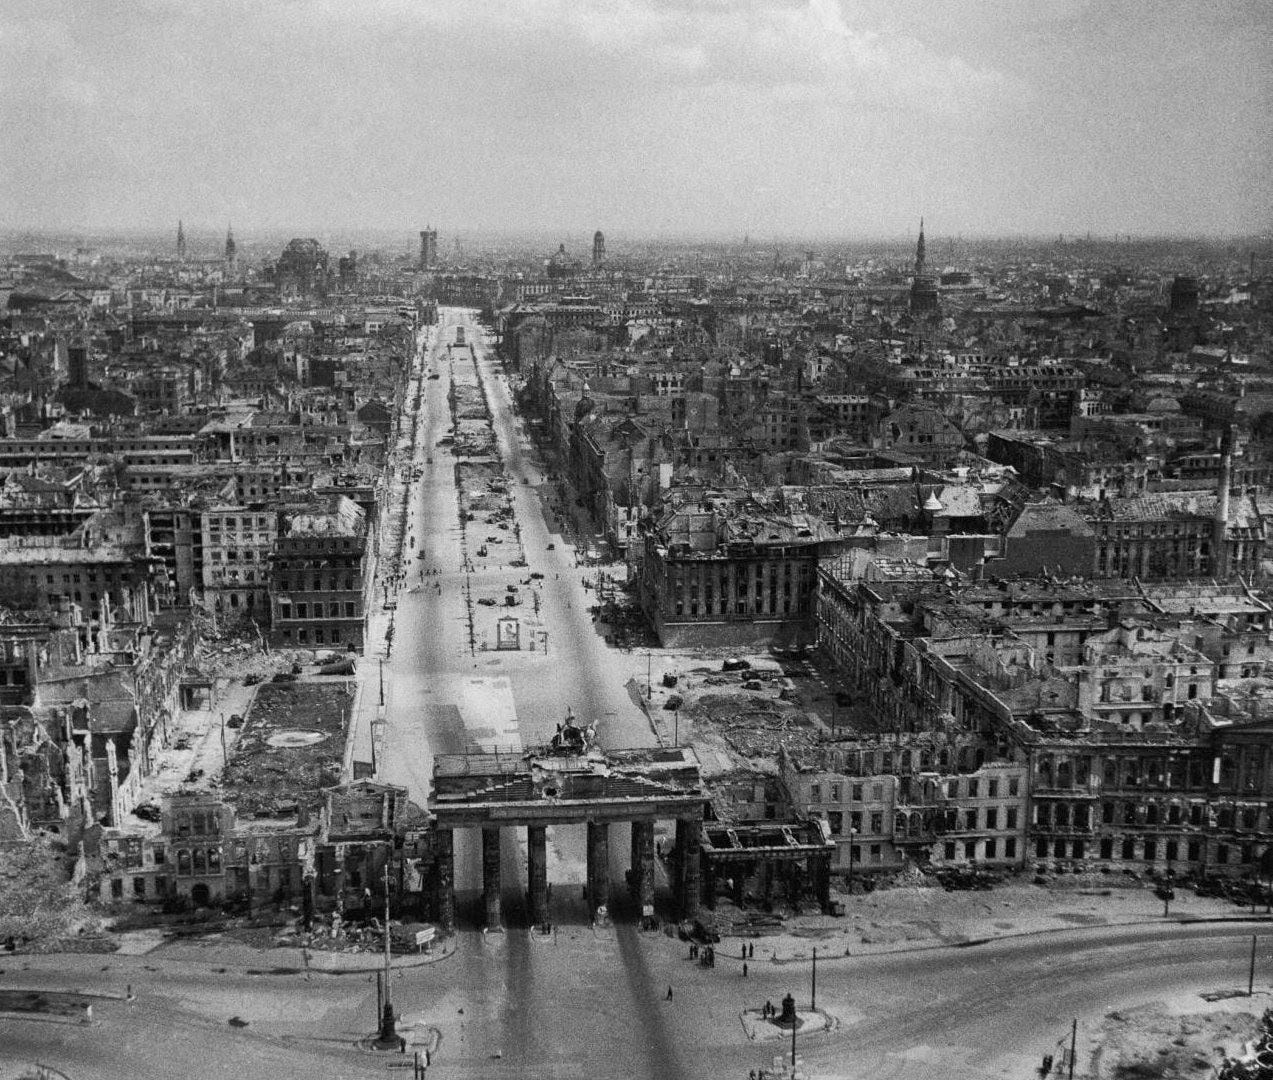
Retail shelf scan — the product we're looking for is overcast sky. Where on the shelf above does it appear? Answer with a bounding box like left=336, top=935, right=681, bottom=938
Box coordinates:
left=2, top=0, right=1270, bottom=239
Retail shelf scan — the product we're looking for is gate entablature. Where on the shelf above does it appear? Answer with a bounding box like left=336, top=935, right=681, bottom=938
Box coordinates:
left=429, top=744, right=705, bottom=828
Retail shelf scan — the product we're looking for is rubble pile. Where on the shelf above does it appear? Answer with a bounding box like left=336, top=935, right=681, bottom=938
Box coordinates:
left=1094, top=1003, right=1259, bottom=1079
left=702, top=904, right=786, bottom=937
left=1194, top=875, right=1272, bottom=909
left=221, top=681, right=353, bottom=817
left=451, top=383, right=490, bottom=421
left=195, top=636, right=297, bottom=682
left=0, top=840, right=103, bottom=952
left=931, top=866, right=1001, bottom=891
left=457, top=462, right=512, bottom=513
left=1218, top=1009, right=1273, bottom=1080
left=690, top=693, right=820, bottom=760
left=451, top=423, right=496, bottom=457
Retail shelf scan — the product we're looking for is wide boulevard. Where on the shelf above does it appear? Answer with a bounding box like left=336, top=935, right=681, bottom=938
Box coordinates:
left=4, top=920, right=1271, bottom=1078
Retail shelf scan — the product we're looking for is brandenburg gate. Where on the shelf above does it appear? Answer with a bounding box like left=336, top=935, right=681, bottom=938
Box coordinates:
left=428, top=721, right=706, bottom=930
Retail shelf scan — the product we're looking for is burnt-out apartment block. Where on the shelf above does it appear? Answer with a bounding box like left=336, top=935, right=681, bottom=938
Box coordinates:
left=269, top=495, right=371, bottom=650
left=816, top=560, right=1273, bottom=880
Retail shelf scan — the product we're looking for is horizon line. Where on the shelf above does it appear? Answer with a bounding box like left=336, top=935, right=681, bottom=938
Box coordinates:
left=3, top=224, right=1271, bottom=246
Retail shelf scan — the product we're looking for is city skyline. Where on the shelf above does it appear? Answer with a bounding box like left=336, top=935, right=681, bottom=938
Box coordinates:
left=2, top=0, right=1270, bottom=238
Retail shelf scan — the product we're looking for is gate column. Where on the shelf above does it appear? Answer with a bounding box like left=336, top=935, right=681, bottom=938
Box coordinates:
left=676, top=815, right=702, bottom=921
left=527, top=824, right=548, bottom=928
left=435, top=827, right=455, bottom=932
left=586, top=820, right=610, bottom=917
left=631, top=820, right=656, bottom=915
left=482, top=826, right=502, bottom=928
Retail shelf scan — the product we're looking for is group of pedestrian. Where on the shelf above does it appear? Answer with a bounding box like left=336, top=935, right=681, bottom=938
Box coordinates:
left=761, top=1000, right=777, bottom=1019
left=670, top=941, right=761, bottom=1012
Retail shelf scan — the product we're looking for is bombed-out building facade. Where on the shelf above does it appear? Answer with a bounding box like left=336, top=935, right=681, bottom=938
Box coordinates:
left=810, top=555, right=1273, bottom=882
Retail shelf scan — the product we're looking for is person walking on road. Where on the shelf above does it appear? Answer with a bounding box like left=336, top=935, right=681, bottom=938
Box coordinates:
left=742, top=961, right=748, bottom=978
left=666, top=985, right=674, bottom=1001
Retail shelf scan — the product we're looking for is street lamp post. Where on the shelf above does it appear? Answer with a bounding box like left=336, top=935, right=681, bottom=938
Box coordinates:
left=379, top=658, right=385, bottom=707
left=846, top=828, right=857, bottom=895
left=791, top=991, right=798, bottom=1068
left=377, top=852, right=397, bottom=1045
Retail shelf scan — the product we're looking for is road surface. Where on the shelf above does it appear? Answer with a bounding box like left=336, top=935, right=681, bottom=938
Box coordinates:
left=6, top=920, right=1273, bottom=1078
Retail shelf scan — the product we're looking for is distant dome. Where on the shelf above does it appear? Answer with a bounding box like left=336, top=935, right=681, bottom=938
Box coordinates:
left=282, top=238, right=325, bottom=259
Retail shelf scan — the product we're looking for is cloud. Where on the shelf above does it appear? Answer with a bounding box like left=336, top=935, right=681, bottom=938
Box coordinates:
left=0, top=0, right=1264, bottom=234
left=503, top=0, right=1016, bottom=114
left=237, top=0, right=1014, bottom=113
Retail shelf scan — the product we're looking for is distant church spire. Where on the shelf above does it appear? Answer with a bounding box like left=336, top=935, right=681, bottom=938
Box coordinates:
left=224, top=223, right=238, bottom=280
left=176, top=219, right=186, bottom=261
left=909, top=217, right=939, bottom=316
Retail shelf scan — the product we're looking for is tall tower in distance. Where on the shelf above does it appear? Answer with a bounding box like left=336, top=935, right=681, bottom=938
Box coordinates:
left=1169, top=274, right=1200, bottom=316
left=593, top=230, right=606, bottom=268
left=176, top=219, right=186, bottom=261
left=68, top=335, right=89, bottom=389
left=909, top=218, right=939, bottom=316
left=418, top=227, right=438, bottom=270
left=224, top=224, right=238, bottom=278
